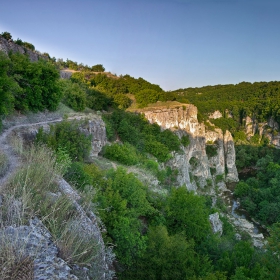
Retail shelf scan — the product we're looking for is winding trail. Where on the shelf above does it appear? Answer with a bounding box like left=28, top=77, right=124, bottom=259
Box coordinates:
left=0, top=118, right=63, bottom=187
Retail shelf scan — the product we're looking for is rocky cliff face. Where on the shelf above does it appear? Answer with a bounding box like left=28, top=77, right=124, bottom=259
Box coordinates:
left=0, top=36, right=48, bottom=61
left=244, top=116, right=280, bottom=147
left=142, top=105, right=239, bottom=191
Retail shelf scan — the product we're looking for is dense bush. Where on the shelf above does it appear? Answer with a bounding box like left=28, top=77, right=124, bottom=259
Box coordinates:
left=0, top=52, right=18, bottom=116
left=91, top=64, right=105, bottom=72
left=166, top=187, right=211, bottom=242
left=58, top=79, right=87, bottom=111
left=206, top=145, right=218, bottom=157
left=181, top=134, right=190, bottom=147
left=1, top=31, right=12, bottom=40
left=135, top=89, right=164, bottom=108
left=103, top=143, right=140, bottom=165
left=35, top=120, right=92, bottom=161
left=9, top=52, right=62, bottom=112
left=87, top=88, right=113, bottom=111
left=234, top=158, right=280, bottom=225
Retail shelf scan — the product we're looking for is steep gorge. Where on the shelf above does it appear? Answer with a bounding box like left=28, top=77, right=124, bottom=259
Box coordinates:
left=140, top=104, right=239, bottom=191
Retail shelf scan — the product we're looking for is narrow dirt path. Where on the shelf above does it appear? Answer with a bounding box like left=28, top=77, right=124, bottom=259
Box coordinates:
left=0, top=118, right=63, bottom=186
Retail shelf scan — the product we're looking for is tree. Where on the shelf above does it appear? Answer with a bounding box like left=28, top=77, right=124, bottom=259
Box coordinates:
left=122, top=225, right=214, bottom=280
left=22, top=41, right=35, bottom=51
left=58, top=79, right=87, bottom=111
left=166, top=187, right=210, bottom=242
left=0, top=51, right=19, bottom=116
left=91, top=64, right=105, bottom=72
left=135, top=89, right=163, bottom=108
left=1, top=31, right=12, bottom=40
left=9, top=52, right=62, bottom=112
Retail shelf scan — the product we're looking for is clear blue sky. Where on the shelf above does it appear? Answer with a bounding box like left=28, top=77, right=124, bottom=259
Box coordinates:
left=1, top=0, right=280, bottom=91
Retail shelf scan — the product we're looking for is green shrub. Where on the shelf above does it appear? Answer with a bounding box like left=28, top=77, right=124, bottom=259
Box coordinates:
left=189, top=157, right=199, bottom=168
left=215, top=174, right=224, bottom=182
left=64, top=162, right=92, bottom=189
left=143, top=159, right=159, bottom=175
left=102, top=115, right=115, bottom=141
left=135, top=89, right=164, bottom=108
left=35, top=120, right=92, bottom=161
left=181, top=135, right=190, bottom=147
left=206, top=145, right=218, bottom=157
left=250, top=134, right=260, bottom=145
left=144, top=138, right=171, bottom=162
left=210, top=167, right=216, bottom=175
left=59, top=79, right=87, bottom=111
left=9, top=52, right=62, bottom=112
left=103, top=143, right=140, bottom=165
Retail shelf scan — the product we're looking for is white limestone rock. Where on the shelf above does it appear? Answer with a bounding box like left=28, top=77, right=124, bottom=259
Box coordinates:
left=209, top=212, right=223, bottom=236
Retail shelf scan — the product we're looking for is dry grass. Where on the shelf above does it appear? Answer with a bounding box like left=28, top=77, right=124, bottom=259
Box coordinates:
left=0, top=152, right=9, bottom=177
left=0, top=242, right=34, bottom=280
left=0, top=144, right=102, bottom=278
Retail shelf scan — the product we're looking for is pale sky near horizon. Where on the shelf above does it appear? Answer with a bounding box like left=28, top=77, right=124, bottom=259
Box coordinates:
left=1, top=0, right=280, bottom=91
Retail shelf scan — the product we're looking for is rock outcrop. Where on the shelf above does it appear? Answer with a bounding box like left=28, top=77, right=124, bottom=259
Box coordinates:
left=60, top=70, right=76, bottom=79
left=79, top=116, right=107, bottom=157
left=0, top=36, right=48, bottom=61
left=209, top=110, right=223, bottom=119
left=209, top=212, right=223, bottom=236
left=245, top=115, right=280, bottom=147
left=141, top=104, right=239, bottom=191
left=0, top=218, right=78, bottom=280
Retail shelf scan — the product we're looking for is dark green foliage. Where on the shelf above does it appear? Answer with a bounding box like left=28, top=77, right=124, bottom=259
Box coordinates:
left=143, top=136, right=171, bottom=162
left=206, top=145, right=218, bottom=157
left=234, top=156, right=280, bottom=225
left=22, top=41, right=35, bottom=51
left=95, top=167, right=153, bottom=266
left=266, top=223, right=280, bottom=256
left=170, top=81, right=280, bottom=138
left=87, top=88, right=112, bottom=111
left=102, top=115, right=115, bottom=141
left=1, top=31, right=12, bottom=40
left=113, top=93, right=131, bottom=109
left=91, top=64, right=105, bottom=72
left=211, top=118, right=239, bottom=134
left=71, top=72, right=168, bottom=109
left=14, top=38, right=23, bottom=46
left=165, top=187, right=211, bottom=242
left=135, top=89, right=164, bottom=108
left=250, top=134, right=260, bottom=145
left=189, top=156, right=199, bottom=168
left=215, top=174, right=224, bottom=182
left=210, top=167, right=216, bottom=175
left=121, top=225, right=212, bottom=280
left=35, top=120, right=92, bottom=161
left=181, top=134, right=190, bottom=146
left=9, top=52, right=62, bottom=112
left=58, top=79, right=87, bottom=111
left=235, top=145, right=280, bottom=171
left=64, top=162, right=91, bottom=189
left=0, top=52, right=18, bottom=115
left=103, top=143, right=140, bottom=165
